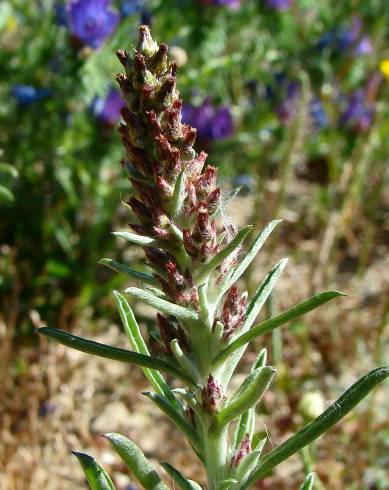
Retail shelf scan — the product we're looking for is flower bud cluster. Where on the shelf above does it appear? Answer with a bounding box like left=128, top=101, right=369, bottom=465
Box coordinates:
left=116, top=26, right=247, bottom=343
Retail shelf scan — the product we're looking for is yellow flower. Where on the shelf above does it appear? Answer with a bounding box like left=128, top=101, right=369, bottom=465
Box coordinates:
left=379, top=60, right=389, bottom=80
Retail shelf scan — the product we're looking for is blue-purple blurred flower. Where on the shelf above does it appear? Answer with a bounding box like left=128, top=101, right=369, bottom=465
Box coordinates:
left=340, top=90, right=375, bottom=132
left=310, top=97, right=328, bottom=129
left=182, top=97, right=234, bottom=143
left=266, top=0, right=293, bottom=10
left=91, top=89, right=124, bottom=125
left=120, top=0, right=151, bottom=24
left=10, top=85, right=51, bottom=106
left=318, top=17, right=372, bottom=56
left=275, top=80, right=327, bottom=129
left=66, top=0, right=120, bottom=49
left=54, top=3, right=68, bottom=26
left=201, top=0, right=241, bottom=9
left=276, top=81, right=299, bottom=124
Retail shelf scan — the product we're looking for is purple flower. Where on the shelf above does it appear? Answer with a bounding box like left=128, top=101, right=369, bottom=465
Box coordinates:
left=266, top=0, right=293, bottom=10
left=338, top=17, right=372, bottom=55
left=276, top=81, right=300, bottom=124
left=91, top=89, right=124, bottom=125
left=10, top=85, right=51, bottom=106
left=340, top=90, right=375, bottom=132
left=318, top=17, right=372, bottom=57
left=66, top=0, right=120, bottom=49
left=201, top=0, right=241, bottom=9
left=54, top=3, right=68, bottom=26
left=182, top=98, right=233, bottom=143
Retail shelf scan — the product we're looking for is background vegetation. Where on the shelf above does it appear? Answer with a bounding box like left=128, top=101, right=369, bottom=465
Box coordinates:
left=0, top=0, right=388, bottom=488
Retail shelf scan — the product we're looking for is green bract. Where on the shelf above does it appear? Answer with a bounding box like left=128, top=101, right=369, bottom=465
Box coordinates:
left=38, top=26, right=389, bottom=490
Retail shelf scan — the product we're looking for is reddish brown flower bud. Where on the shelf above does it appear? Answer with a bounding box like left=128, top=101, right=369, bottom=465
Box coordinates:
left=202, top=375, right=224, bottom=414
left=197, top=166, right=217, bottom=195
left=143, top=247, right=170, bottom=271
left=156, top=314, right=175, bottom=354
left=156, top=176, right=173, bottom=199
left=183, top=230, right=199, bottom=258
left=116, top=73, right=132, bottom=95
left=128, top=197, right=152, bottom=224
left=156, top=76, right=176, bottom=107
left=116, top=49, right=128, bottom=67
left=165, top=260, right=185, bottom=290
left=129, top=223, right=149, bottom=236
left=148, top=42, right=169, bottom=75
left=187, top=151, right=207, bottom=176
left=207, top=187, right=221, bottom=213
left=231, top=433, right=251, bottom=469
left=221, top=287, right=248, bottom=340
left=193, top=205, right=211, bottom=242
left=145, top=110, right=162, bottom=136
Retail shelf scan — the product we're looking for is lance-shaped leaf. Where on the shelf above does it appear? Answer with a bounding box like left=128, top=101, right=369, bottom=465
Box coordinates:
left=124, top=287, right=198, bottom=322
left=243, top=367, right=389, bottom=487
left=195, top=225, right=254, bottom=285
left=299, top=473, right=315, bottom=490
left=0, top=162, right=18, bottom=178
left=215, top=291, right=345, bottom=366
left=171, top=339, right=201, bottom=383
left=251, top=348, right=267, bottom=372
left=216, top=367, right=275, bottom=427
left=0, top=185, right=14, bottom=203
left=99, top=258, right=158, bottom=286
left=234, top=438, right=267, bottom=483
left=244, top=258, right=289, bottom=330
left=160, top=462, right=202, bottom=490
left=104, top=433, right=168, bottom=490
left=170, top=169, right=186, bottom=218
left=233, top=409, right=255, bottom=450
left=113, top=291, right=177, bottom=404
left=37, top=327, right=194, bottom=386
left=113, top=231, right=158, bottom=247
left=219, top=220, right=282, bottom=297
left=143, top=391, right=203, bottom=457
left=72, top=452, right=116, bottom=490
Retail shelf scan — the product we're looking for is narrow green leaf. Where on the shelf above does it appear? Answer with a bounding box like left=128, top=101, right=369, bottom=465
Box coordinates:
left=195, top=225, right=254, bottom=285
left=215, top=291, right=345, bottom=366
left=219, top=220, right=282, bottom=296
left=99, top=258, right=158, bottom=286
left=171, top=339, right=201, bottom=383
left=124, top=287, right=198, bottom=322
left=113, top=231, right=158, bottom=247
left=160, top=462, right=201, bottom=490
left=170, top=169, right=186, bottom=218
left=233, top=409, right=255, bottom=450
left=104, top=433, right=168, bottom=490
left=244, top=259, right=289, bottom=330
left=235, top=438, right=266, bottom=482
left=216, top=367, right=275, bottom=427
left=252, top=348, right=267, bottom=372
left=37, top=327, right=194, bottom=386
left=143, top=392, right=203, bottom=456
left=72, top=452, right=116, bottom=490
left=299, top=473, right=315, bottom=490
left=0, top=163, right=18, bottom=178
left=0, top=184, right=14, bottom=203
left=243, top=367, right=389, bottom=487
left=113, top=291, right=177, bottom=405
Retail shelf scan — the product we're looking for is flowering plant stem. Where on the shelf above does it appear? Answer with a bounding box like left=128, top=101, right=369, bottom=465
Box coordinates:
left=38, top=26, right=389, bottom=490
